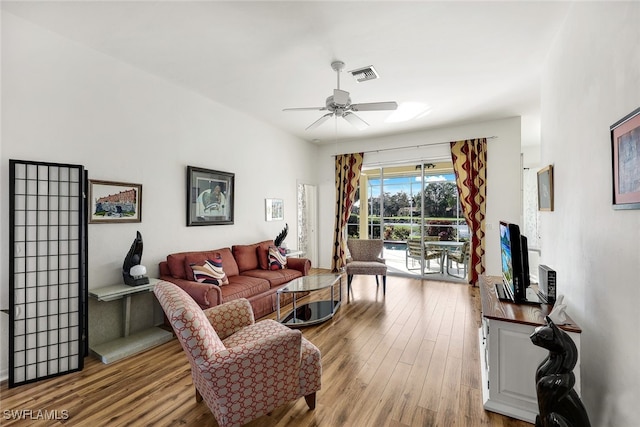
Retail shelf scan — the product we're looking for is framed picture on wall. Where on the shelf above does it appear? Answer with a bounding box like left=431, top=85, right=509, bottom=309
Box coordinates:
left=89, top=180, right=142, bottom=223
left=611, top=106, right=640, bottom=210
left=187, top=166, right=235, bottom=226
left=537, top=165, right=554, bottom=211
left=265, top=198, right=284, bottom=221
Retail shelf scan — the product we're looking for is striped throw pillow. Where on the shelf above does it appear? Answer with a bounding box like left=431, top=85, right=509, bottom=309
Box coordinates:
left=268, top=246, right=287, bottom=270
left=191, top=255, right=229, bottom=286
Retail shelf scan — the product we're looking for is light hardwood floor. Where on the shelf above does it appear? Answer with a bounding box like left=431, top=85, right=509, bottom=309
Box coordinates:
left=1, top=271, right=532, bottom=427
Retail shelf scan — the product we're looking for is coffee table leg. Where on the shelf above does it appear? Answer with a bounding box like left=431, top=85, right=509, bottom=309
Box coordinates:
left=292, top=293, right=297, bottom=322
left=276, top=292, right=281, bottom=322
left=330, top=282, right=335, bottom=315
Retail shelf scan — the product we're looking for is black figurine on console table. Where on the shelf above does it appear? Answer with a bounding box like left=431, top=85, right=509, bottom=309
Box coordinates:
left=530, top=316, right=590, bottom=427
left=274, top=223, right=289, bottom=247
left=122, top=231, right=149, bottom=286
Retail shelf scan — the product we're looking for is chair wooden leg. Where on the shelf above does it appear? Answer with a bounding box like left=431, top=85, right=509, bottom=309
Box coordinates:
left=304, top=392, right=317, bottom=410
left=382, top=276, right=386, bottom=295
left=375, top=275, right=379, bottom=288
left=195, top=388, right=203, bottom=403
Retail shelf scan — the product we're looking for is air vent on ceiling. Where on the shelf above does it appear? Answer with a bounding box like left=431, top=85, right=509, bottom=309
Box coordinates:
left=349, top=65, right=379, bottom=83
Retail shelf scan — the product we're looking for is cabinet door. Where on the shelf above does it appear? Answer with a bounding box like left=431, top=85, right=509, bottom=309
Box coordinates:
left=9, top=160, right=88, bottom=387
left=495, top=325, right=547, bottom=405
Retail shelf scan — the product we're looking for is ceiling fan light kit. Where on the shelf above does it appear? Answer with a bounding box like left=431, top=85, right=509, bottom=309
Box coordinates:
left=283, top=60, right=398, bottom=131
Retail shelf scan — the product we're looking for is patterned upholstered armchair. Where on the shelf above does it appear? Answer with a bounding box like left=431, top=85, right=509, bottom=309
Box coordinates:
left=345, top=239, right=387, bottom=296
left=154, top=281, right=321, bottom=427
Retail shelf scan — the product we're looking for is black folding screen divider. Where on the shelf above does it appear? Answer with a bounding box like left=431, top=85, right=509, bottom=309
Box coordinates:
left=9, top=159, right=88, bottom=387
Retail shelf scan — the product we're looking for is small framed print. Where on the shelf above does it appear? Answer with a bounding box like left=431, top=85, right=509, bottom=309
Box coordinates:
left=611, top=106, right=640, bottom=210
left=537, top=165, right=554, bottom=212
left=187, top=166, right=234, bottom=226
left=89, top=180, right=142, bottom=223
left=265, top=198, right=284, bottom=221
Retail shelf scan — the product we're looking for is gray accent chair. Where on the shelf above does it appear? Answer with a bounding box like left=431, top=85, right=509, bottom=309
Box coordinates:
left=345, top=239, right=387, bottom=297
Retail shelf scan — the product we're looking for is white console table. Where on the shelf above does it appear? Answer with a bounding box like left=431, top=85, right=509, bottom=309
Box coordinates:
left=478, top=275, right=582, bottom=423
left=284, top=249, right=305, bottom=258
left=89, top=278, right=173, bottom=364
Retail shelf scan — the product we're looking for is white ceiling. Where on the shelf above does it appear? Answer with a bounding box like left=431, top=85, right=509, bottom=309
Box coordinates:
left=1, top=1, right=573, bottom=146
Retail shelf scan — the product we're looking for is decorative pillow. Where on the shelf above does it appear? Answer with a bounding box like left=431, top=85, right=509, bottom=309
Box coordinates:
left=191, top=256, right=229, bottom=286
left=268, top=245, right=287, bottom=270
left=257, top=240, right=275, bottom=270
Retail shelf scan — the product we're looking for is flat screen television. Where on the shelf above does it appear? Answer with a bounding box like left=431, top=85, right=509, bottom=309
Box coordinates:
left=498, top=221, right=540, bottom=304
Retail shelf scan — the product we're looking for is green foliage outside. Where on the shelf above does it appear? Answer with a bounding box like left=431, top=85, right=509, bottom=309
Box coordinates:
left=353, top=181, right=459, bottom=218
left=348, top=181, right=469, bottom=242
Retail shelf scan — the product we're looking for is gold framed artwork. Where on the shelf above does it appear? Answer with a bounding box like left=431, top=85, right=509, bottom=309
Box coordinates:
left=537, top=165, right=554, bottom=211
left=89, top=180, right=142, bottom=223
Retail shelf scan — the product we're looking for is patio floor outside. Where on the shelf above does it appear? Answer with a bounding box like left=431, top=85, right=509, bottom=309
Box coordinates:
left=381, top=241, right=468, bottom=284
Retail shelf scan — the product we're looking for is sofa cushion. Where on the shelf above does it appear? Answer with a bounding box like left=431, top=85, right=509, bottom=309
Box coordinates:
left=268, top=245, right=288, bottom=270
left=166, top=252, right=191, bottom=279
left=220, top=276, right=271, bottom=303
left=257, top=240, right=275, bottom=270
left=233, top=241, right=272, bottom=272
left=241, top=268, right=303, bottom=288
left=232, top=243, right=259, bottom=272
left=214, top=248, right=240, bottom=277
left=191, top=257, right=229, bottom=286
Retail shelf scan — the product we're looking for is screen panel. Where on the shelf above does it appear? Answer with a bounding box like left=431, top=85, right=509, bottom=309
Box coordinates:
left=9, top=159, right=87, bottom=387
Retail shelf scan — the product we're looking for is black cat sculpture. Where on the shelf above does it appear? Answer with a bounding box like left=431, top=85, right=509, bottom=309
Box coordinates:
left=530, top=316, right=590, bottom=427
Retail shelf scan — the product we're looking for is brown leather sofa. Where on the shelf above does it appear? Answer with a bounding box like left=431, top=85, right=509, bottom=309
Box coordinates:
left=158, top=240, right=310, bottom=319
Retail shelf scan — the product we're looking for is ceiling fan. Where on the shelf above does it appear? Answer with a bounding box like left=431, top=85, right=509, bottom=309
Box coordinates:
left=283, top=61, right=398, bottom=131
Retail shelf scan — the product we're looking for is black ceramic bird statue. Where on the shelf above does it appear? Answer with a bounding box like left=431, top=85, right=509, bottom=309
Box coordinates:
left=274, top=223, right=289, bottom=247
left=123, top=231, right=149, bottom=286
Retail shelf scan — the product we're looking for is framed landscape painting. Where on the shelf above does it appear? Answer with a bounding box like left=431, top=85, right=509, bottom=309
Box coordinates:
left=187, top=166, right=235, bottom=226
left=89, top=180, right=142, bottom=223
left=611, top=106, right=640, bottom=210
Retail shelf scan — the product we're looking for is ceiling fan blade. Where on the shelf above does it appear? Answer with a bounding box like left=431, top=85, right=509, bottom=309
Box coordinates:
left=333, top=89, right=350, bottom=106
left=306, top=113, right=333, bottom=130
left=350, top=101, right=398, bottom=111
left=283, top=106, right=326, bottom=112
left=342, top=112, right=369, bottom=130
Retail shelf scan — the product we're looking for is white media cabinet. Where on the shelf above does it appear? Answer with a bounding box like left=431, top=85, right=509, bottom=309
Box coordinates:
left=478, top=275, right=582, bottom=423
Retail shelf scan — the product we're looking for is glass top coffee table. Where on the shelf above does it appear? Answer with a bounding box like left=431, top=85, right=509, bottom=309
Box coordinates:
left=276, top=273, right=342, bottom=327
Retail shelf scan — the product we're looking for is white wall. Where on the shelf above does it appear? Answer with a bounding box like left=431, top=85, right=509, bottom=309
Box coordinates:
left=541, top=2, right=640, bottom=425
left=0, top=14, right=318, bottom=378
left=315, top=117, right=523, bottom=274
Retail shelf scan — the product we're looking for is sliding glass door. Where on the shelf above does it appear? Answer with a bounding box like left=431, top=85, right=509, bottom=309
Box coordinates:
left=349, top=162, right=468, bottom=279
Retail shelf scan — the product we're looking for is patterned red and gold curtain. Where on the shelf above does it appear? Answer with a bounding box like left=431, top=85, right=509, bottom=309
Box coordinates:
left=450, top=139, right=487, bottom=285
left=331, top=152, right=364, bottom=272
